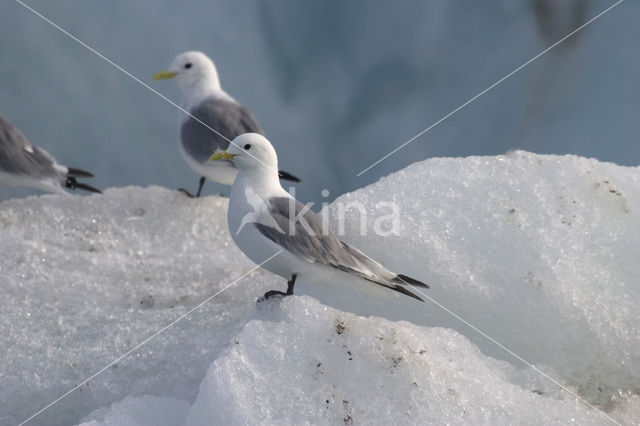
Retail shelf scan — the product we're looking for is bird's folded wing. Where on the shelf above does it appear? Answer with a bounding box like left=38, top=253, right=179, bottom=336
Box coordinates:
left=0, top=115, right=57, bottom=178
left=180, top=97, right=263, bottom=164
left=253, top=196, right=393, bottom=281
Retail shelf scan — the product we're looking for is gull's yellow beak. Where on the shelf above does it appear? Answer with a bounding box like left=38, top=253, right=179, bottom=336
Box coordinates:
left=152, top=70, right=178, bottom=81
left=209, top=151, right=236, bottom=161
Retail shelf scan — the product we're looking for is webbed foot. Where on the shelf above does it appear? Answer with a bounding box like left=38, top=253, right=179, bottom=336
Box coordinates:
left=178, top=188, right=196, bottom=198
left=256, top=273, right=297, bottom=303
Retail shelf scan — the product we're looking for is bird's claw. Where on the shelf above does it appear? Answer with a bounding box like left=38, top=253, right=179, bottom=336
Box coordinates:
left=256, top=290, right=289, bottom=304
left=178, top=188, right=196, bottom=198
left=265, top=290, right=289, bottom=299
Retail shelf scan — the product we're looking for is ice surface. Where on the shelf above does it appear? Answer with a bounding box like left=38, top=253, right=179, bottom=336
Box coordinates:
left=323, top=150, right=640, bottom=409
left=1, top=152, right=638, bottom=425
left=185, top=297, right=606, bottom=425
left=0, top=186, right=281, bottom=425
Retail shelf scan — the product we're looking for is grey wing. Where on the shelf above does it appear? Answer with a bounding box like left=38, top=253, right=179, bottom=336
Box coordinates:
left=180, top=97, right=263, bottom=164
left=0, top=114, right=60, bottom=179
left=255, top=197, right=394, bottom=282
left=255, top=197, right=428, bottom=301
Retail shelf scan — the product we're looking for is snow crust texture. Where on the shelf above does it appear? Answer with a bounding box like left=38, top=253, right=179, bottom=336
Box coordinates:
left=0, top=187, right=280, bottom=425
left=1, top=152, right=638, bottom=425
left=186, top=297, right=608, bottom=425
left=327, top=151, right=640, bottom=408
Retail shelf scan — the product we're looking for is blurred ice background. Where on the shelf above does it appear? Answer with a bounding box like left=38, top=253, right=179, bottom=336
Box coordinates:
left=0, top=0, right=638, bottom=203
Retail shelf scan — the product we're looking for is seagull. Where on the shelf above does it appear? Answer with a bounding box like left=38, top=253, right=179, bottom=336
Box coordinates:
left=209, top=133, right=428, bottom=301
left=0, top=114, right=101, bottom=195
left=153, top=51, right=300, bottom=197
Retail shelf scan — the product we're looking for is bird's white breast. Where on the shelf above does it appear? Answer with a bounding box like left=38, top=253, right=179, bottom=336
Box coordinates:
left=228, top=178, right=309, bottom=280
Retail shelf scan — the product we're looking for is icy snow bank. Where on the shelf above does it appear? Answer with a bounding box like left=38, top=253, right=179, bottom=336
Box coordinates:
left=323, top=151, right=640, bottom=409
left=1, top=152, right=639, bottom=425
left=84, top=151, right=638, bottom=425
left=185, top=296, right=608, bottom=425
left=0, top=187, right=281, bottom=425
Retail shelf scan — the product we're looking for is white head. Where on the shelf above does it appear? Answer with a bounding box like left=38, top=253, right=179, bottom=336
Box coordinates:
left=210, top=133, right=279, bottom=177
left=153, top=51, right=221, bottom=93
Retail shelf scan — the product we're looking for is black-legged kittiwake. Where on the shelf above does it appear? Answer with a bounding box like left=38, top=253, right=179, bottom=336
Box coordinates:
left=153, top=51, right=300, bottom=197
left=0, top=114, right=101, bottom=195
left=209, top=133, right=428, bottom=301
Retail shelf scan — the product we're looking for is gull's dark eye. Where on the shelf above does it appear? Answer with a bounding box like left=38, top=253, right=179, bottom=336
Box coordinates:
left=244, top=144, right=251, bottom=150
left=184, top=63, right=192, bottom=69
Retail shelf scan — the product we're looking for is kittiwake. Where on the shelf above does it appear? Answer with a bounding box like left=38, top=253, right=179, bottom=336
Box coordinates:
left=153, top=51, right=300, bottom=197
left=0, top=114, right=101, bottom=195
left=209, top=133, right=428, bottom=301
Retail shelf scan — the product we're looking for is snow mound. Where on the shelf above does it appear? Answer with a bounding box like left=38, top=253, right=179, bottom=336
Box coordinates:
left=324, top=151, right=640, bottom=407
left=1, top=152, right=639, bottom=425
left=0, top=186, right=280, bottom=425
left=185, top=296, right=607, bottom=425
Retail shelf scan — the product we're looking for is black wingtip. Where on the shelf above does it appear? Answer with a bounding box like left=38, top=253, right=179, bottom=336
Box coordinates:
left=278, top=170, right=301, bottom=183
left=74, top=182, right=102, bottom=194
left=65, top=177, right=102, bottom=194
left=391, top=285, right=425, bottom=302
left=395, top=274, right=429, bottom=289
left=67, top=167, right=94, bottom=178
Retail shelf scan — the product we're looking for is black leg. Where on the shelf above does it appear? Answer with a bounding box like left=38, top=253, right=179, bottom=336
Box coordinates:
left=285, top=273, right=297, bottom=295
left=178, top=176, right=206, bottom=198
left=195, top=176, right=206, bottom=197
left=262, top=273, right=297, bottom=300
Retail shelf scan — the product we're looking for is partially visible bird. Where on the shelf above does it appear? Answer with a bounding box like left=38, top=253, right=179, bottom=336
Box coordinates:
left=209, top=133, right=429, bottom=302
left=153, top=51, right=299, bottom=197
left=0, top=114, right=101, bottom=195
